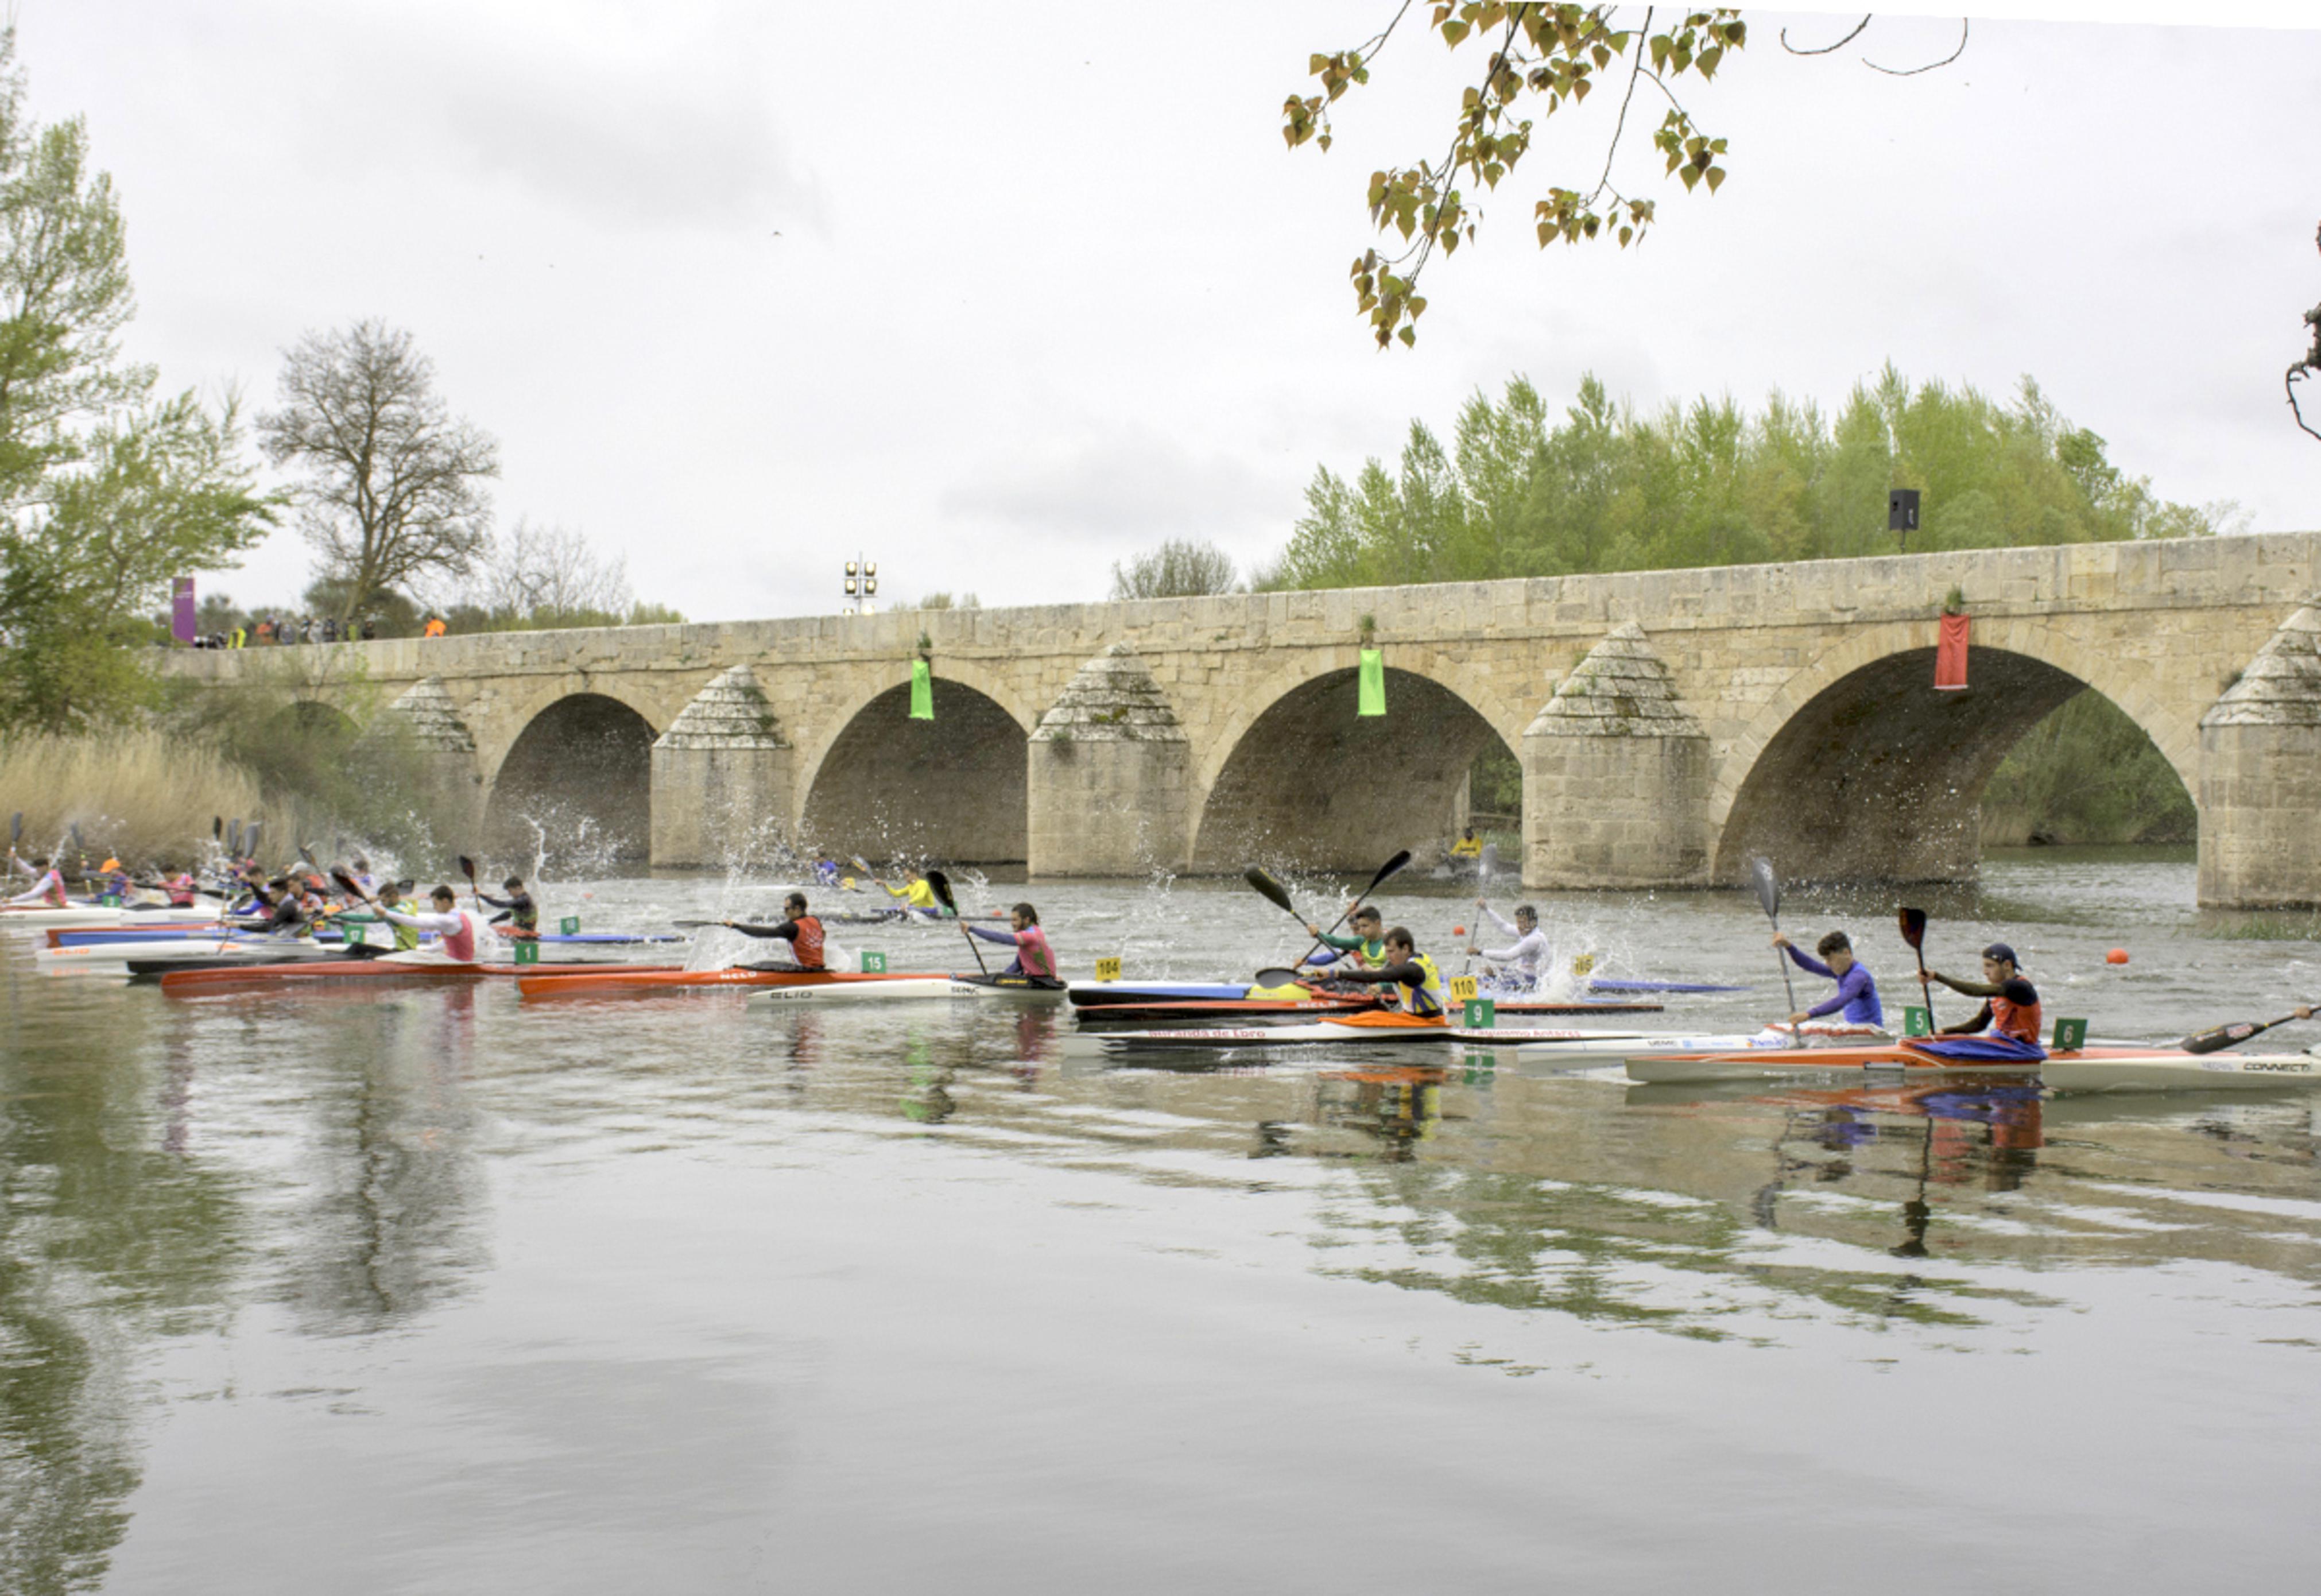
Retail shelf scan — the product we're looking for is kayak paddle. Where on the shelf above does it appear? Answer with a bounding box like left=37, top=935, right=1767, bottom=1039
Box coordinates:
left=926, top=869, right=986, bottom=974
left=2178, top=1006, right=2316, bottom=1055
left=1748, top=857, right=1801, bottom=1041
left=1897, top=906, right=1938, bottom=1026
left=1288, top=850, right=1413, bottom=971
left=458, top=854, right=482, bottom=907
left=212, top=816, right=223, bottom=843
left=243, top=820, right=262, bottom=863
left=228, top=818, right=243, bottom=856
left=9, top=811, right=20, bottom=846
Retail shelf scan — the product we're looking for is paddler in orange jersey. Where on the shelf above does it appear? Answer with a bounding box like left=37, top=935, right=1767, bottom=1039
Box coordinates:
left=1928, top=942, right=2041, bottom=1046
left=1305, top=927, right=1450, bottom=1019
left=723, top=892, right=826, bottom=971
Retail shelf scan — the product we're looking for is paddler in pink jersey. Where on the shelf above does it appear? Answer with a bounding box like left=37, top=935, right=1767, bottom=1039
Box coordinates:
left=6, top=851, right=68, bottom=907
left=370, top=884, right=486, bottom=964
left=963, top=901, right=1056, bottom=978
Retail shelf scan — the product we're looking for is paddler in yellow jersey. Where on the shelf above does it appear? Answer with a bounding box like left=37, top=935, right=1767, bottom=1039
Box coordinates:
left=1448, top=825, right=1483, bottom=861
left=879, top=872, right=946, bottom=915
left=1310, top=927, right=1450, bottom=1018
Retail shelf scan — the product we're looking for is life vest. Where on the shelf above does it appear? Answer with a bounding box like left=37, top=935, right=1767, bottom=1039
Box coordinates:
left=1990, top=983, right=2041, bottom=1047
left=383, top=899, right=421, bottom=952
left=34, top=869, right=66, bottom=907
left=1015, top=925, right=1056, bottom=979
left=792, top=915, right=825, bottom=971
left=163, top=874, right=196, bottom=907
left=898, top=880, right=939, bottom=911
left=1450, top=836, right=1482, bottom=859
left=440, top=910, right=478, bottom=962
left=1390, top=952, right=1449, bottom=1018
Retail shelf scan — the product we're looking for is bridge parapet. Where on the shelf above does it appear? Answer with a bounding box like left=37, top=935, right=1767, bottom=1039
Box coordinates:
left=156, top=533, right=2321, bottom=904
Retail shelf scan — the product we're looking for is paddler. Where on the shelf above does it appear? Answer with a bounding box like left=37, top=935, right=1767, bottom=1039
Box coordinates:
left=5, top=852, right=68, bottom=908
left=963, top=902, right=1057, bottom=978
left=1311, top=927, right=1450, bottom=1018
left=367, top=884, right=486, bottom=964
left=722, top=892, right=826, bottom=971
left=1772, top=929, right=1884, bottom=1028
left=1301, top=905, right=1388, bottom=974
left=1448, top=825, right=1483, bottom=862
left=1929, top=943, right=2041, bottom=1047
left=478, top=874, right=540, bottom=940
left=1469, top=898, right=1550, bottom=989
left=879, top=871, right=947, bottom=915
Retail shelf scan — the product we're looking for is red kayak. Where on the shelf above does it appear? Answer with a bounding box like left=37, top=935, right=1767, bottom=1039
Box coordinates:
left=516, top=966, right=953, bottom=1000
left=161, top=959, right=683, bottom=994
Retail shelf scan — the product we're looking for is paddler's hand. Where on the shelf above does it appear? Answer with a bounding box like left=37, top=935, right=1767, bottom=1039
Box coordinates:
left=1770, top=932, right=1791, bottom=950
left=1474, top=897, right=1486, bottom=909
left=1787, top=1010, right=1811, bottom=1025
left=1466, top=947, right=1480, bottom=957
left=2298, top=1006, right=2315, bottom=1021
left=1304, top=923, right=1322, bottom=939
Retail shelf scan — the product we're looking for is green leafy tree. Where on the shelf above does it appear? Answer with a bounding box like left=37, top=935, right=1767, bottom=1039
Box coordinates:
left=0, top=29, right=272, bottom=730
left=257, top=320, right=499, bottom=625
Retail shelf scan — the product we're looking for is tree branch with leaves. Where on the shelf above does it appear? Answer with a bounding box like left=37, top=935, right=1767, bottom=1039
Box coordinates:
left=1285, top=3, right=1747, bottom=347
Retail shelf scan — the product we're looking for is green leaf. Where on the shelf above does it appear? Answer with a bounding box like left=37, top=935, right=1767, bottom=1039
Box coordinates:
left=1704, top=165, right=1726, bottom=193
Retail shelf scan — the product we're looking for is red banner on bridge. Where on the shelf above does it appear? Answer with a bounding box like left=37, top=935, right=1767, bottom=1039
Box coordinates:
left=1934, top=612, right=1970, bottom=691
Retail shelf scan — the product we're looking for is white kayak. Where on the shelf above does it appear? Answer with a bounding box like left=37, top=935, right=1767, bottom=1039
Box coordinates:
left=754, top=978, right=958, bottom=1006
left=1060, top=1020, right=1654, bottom=1058
left=38, top=937, right=340, bottom=973
left=1626, top=1043, right=2321, bottom=1092
left=1459, top=1022, right=1890, bottom=1065
left=0, top=904, right=209, bottom=930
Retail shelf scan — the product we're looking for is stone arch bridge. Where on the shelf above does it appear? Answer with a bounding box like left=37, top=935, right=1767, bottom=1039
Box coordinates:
left=162, top=533, right=2321, bottom=907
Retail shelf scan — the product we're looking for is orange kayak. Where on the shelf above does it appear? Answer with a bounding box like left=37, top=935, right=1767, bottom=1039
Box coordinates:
left=516, top=966, right=953, bottom=1000
left=161, top=959, right=683, bottom=993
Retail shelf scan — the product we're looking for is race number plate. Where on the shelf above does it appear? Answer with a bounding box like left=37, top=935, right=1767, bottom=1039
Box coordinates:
left=861, top=950, right=888, bottom=974
left=1094, top=956, right=1122, bottom=982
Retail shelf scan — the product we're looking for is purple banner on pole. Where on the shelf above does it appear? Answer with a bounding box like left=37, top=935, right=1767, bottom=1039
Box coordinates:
left=172, top=577, right=195, bottom=645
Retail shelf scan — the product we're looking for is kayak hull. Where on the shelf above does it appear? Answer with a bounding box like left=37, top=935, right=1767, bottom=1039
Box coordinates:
left=755, top=978, right=958, bottom=1005
left=1625, top=1043, right=2321, bottom=1090
left=517, top=967, right=953, bottom=999
left=1061, top=1017, right=1651, bottom=1057
left=162, top=960, right=684, bottom=993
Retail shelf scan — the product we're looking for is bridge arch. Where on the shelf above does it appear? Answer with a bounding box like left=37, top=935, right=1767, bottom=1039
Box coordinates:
left=798, top=675, right=1030, bottom=863
left=483, top=692, right=658, bottom=868
left=1190, top=658, right=1524, bottom=873
left=1711, top=619, right=2195, bottom=882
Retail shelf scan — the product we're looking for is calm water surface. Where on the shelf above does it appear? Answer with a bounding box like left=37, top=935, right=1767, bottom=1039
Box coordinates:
left=3, top=850, right=2318, bottom=1593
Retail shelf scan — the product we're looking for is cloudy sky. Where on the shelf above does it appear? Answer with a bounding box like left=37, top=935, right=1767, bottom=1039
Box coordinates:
left=20, top=1, right=2319, bottom=619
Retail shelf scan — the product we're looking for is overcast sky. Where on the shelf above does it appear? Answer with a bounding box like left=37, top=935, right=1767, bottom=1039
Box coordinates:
left=20, top=2, right=2319, bottom=620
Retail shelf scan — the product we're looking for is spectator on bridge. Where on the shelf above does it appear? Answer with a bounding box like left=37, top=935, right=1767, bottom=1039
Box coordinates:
left=423, top=615, right=448, bottom=639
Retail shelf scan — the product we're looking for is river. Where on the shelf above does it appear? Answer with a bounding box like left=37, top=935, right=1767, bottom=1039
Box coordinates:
left=3, top=847, right=2317, bottom=1593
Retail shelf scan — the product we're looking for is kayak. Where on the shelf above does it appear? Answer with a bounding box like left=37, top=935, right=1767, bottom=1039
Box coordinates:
left=1061, top=1013, right=1654, bottom=1057
left=754, top=978, right=959, bottom=1006
left=1457, top=1022, right=1892, bottom=1066
left=516, top=967, right=952, bottom=999
left=1624, top=1042, right=2321, bottom=1090
left=1069, top=979, right=1692, bottom=1008
left=951, top=973, right=1068, bottom=1001
left=162, top=959, right=684, bottom=993
left=40, top=938, right=343, bottom=973
left=1, top=905, right=214, bottom=930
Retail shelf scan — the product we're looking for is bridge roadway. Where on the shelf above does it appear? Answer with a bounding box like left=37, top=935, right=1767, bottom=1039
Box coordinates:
left=161, top=533, right=2321, bottom=907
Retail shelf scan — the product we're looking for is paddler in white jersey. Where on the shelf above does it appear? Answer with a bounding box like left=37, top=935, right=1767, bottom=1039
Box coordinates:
left=369, top=884, right=486, bottom=964
left=1468, top=898, right=1550, bottom=989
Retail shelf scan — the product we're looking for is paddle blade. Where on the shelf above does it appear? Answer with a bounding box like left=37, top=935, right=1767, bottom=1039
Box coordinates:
left=924, top=868, right=959, bottom=915
left=212, top=815, right=223, bottom=840
left=458, top=855, right=478, bottom=883
left=1747, top=855, right=1780, bottom=921
left=850, top=855, right=875, bottom=876
left=1253, top=967, right=1303, bottom=989
left=244, top=820, right=261, bottom=858
left=9, top=811, right=20, bottom=844
left=229, top=819, right=244, bottom=854
left=1898, top=906, right=1928, bottom=950
left=1243, top=866, right=1296, bottom=917
left=328, top=867, right=369, bottom=901
left=1365, top=849, right=1414, bottom=894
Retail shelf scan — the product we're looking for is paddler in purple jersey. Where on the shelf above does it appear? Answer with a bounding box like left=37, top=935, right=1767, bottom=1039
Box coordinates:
left=963, top=901, right=1056, bottom=977
left=1772, top=929, right=1883, bottom=1027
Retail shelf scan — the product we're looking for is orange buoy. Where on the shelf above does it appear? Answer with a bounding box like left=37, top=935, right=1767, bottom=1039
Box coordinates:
left=2105, top=948, right=2129, bottom=964
left=1452, top=925, right=1467, bottom=937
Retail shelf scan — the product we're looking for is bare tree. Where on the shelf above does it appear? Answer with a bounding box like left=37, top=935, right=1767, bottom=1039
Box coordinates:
left=474, top=518, right=633, bottom=622
left=1110, top=539, right=1237, bottom=600
left=258, top=321, right=498, bottom=621
left=2292, top=221, right=2320, bottom=443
